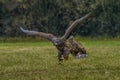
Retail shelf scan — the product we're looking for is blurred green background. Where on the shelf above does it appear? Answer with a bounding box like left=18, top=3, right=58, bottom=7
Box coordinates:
left=0, top=0, right=120, bottom=39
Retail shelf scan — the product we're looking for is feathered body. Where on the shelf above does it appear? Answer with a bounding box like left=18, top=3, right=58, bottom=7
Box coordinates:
left=20, top=12, right=94, bottom=63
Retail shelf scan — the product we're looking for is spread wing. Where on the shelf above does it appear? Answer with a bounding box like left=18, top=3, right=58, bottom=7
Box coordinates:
left=60, top=12, right=93, bottom=40
left=20, top=27, right=56, bottom=41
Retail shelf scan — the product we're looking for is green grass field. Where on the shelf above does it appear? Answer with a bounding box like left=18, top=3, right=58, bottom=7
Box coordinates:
left=0, top=40, right=120, bottom=80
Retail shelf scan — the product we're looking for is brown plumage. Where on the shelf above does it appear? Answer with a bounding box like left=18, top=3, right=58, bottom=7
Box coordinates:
left=20, top=12, right=93, bottom=63
left=67, top=36, right=88, bottom=59
left=61, top=12, right=93, bottom=40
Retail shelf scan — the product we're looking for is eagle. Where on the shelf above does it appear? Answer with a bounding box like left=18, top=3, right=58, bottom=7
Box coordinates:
left=68, top=36, right=88, bottom=59
left=20, top=12, right=93, bottom=63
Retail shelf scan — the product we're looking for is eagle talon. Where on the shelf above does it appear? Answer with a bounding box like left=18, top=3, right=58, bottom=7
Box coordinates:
left=76, top=54, right=88, bottom=59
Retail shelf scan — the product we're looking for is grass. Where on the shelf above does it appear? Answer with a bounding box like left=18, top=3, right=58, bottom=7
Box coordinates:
left=0, top=40, right=120, bottom=80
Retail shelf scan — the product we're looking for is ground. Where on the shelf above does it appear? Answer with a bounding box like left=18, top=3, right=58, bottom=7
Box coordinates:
left=0, top=40, right=120, bottom=80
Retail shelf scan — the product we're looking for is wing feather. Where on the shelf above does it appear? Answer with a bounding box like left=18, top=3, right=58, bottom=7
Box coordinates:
left=61, top=12, right=93, bottom=40
left=20, top=27, right=56, bottom=41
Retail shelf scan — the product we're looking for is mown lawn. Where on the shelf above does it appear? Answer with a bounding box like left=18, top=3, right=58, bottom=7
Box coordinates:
left=0, top=40, right=120, bottom=80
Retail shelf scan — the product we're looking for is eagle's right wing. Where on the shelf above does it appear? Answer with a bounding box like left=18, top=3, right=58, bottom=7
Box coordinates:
left=60, top=12, right=93, bottom=40
left=20, top=27, right=56, bottom=41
